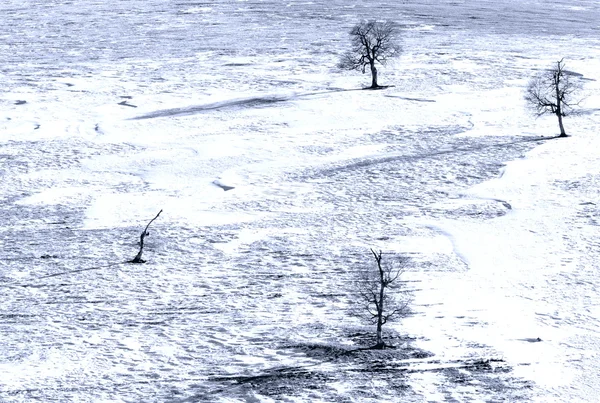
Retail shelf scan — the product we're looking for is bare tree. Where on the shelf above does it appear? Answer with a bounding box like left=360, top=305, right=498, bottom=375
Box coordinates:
left=525, top=58, right=583, bottom=137
left=130, top=209, right=162, bottom=263
left=356, top=249, right=411, bottom=349
left=338, top=20, right=401, bottom=89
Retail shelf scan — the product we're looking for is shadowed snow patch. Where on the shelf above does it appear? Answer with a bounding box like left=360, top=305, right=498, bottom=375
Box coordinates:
left=385, top=95, right=436, bottom=102
left=131, top=94, right=295, bottom=120
left=213, top=180, right=235, bottom=191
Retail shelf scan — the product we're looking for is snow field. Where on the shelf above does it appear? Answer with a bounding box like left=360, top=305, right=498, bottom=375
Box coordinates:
left=1, top=1, right=600, bottom=401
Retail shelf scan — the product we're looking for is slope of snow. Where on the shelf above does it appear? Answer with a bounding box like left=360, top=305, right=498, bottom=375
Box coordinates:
left=1, top=1, right=599, bottom=402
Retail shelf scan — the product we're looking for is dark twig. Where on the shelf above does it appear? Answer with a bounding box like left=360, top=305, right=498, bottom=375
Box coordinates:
left=130, top=209, right=163, bottom=264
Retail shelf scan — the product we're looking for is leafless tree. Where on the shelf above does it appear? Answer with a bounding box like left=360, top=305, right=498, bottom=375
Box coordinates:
left=356, top=249, right=411, bottom=349
left=338, top=20, right=402, bottom=89
left=130, top=209, right=162, bottom=263
left=524, top=58, right=583, bottom=137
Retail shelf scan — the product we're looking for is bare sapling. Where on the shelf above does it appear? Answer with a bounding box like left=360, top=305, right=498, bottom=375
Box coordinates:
left=130, top=209, right=163, bottom=263
left=338, top=20, right=402, bottom=89
left=356, top=249, right=411, bottom=349
left=524, top=58, right=584, bottom=137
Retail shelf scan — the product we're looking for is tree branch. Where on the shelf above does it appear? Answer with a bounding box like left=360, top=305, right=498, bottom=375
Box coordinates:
left=524, top=58, right=584, bottom=123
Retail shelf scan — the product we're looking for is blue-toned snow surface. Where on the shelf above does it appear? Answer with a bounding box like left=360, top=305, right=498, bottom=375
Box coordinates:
left=1, top=1, right=600, bottom=401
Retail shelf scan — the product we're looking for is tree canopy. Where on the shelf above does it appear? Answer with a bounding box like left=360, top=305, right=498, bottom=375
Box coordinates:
left=525, top=58, right=583, bottom=137
left=339, top=21, right=401, bottom=88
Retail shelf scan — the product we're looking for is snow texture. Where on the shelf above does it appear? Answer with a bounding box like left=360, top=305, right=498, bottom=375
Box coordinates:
left=1, top=0, right=600, bottom=401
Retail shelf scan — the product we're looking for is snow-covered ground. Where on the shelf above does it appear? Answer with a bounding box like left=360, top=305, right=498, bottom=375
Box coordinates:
left=1, top=0, right=599, bottom=401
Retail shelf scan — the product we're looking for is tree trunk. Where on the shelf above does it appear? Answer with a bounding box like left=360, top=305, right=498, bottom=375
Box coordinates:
left=557, top=113, right=567, bottom=137
left=375, top=317, right=384, bottom=349
left=375, top=268, right=385, bottom=348
left=555, top=70, right=567, bottom=137
left=370, top=63, right=378, bottom=88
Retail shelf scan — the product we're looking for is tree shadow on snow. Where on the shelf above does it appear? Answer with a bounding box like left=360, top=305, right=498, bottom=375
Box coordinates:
left=196, top=328, right=532, bottom=402
left=130, top=88, right=363, bottom=120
